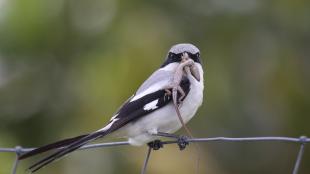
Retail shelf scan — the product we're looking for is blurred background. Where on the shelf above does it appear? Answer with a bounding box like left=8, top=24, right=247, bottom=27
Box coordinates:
left=0, top=0, right=309, bottom=173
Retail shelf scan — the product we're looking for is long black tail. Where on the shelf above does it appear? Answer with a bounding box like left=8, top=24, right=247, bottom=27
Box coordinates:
left=19, top=134, right=89, bottom=160
left=24, top=130, right=108, bottom=173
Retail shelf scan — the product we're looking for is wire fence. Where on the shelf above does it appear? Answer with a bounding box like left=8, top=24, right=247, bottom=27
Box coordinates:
left=0, top=136, right=308, bottom=174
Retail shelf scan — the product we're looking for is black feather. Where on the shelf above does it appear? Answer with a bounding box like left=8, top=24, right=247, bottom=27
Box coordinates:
left=28, top=131, right=106, bottom=173
left=19, top=134, right=88, bottom=160
left=26, top=76, right=191, bottom=173
left=111, top=76, right=190, bottom=128
left=161, top=52, right=201, bottom=68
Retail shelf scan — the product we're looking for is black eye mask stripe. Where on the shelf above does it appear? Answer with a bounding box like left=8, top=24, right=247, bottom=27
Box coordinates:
left=160, top=52, right=201, bottom=68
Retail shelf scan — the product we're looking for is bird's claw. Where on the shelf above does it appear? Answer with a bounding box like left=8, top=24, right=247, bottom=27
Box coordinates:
left=177, top=135, right=189, bottom=150
left=147, top=140, right=163, bottom=150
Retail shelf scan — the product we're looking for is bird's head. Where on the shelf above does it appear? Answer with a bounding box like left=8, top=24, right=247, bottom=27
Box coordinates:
left=161, top=43, right=202, bottom=81
left=161, top=43, right=201, bottom=68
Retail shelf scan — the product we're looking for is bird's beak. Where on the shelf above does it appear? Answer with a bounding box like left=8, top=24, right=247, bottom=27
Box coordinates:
left=182, top=53, right=200, bottom=82
left=190, top=65, right=200, bottom=82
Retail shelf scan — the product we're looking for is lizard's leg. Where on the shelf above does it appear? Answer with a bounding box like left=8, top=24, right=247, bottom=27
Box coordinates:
left=164, top=88, right=172, bottom=96
left=172, top=85, right=186, bottom=106
left=163, top=86, right=173, bottom=102
left=177, top=86, right=186, bottom=103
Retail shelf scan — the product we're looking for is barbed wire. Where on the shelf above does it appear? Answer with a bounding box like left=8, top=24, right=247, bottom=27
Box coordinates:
left=0, top=136, right=308, bottom=174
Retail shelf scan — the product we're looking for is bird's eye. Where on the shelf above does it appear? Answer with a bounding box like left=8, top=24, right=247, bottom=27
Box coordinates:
left=169, top=53, right=182, bottom=62
left=188, top=52, right=200, bottom=63
left=188, top=53, right=196, bottom=59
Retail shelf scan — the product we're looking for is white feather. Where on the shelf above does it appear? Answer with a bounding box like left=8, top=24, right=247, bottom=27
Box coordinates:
left=169, top=43, right=200, bottom=54
left=159, top=62, right=179, bottom=71
left=143, top=99, right=159, bottom=111
left=130, top=63, right=177, bottom=102
left=130, top=83, right=163, bottom=102
left=121, top=63, right=204, bottom=146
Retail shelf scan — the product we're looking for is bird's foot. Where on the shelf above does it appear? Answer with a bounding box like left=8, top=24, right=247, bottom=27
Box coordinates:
left=177, top=135, right=189, bottom=150
left=147, top=140, right=163, bottom=150
left=151, top=132, right=190, bottom=150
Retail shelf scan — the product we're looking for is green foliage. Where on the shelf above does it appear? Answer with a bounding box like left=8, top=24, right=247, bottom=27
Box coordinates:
left=0, top=0, right=309, bottom=173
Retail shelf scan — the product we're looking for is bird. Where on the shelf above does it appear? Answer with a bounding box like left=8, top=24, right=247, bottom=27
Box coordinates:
left=19, top=43, right=204, bottom=173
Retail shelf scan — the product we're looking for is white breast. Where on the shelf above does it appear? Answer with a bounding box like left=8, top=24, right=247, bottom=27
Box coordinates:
left=177, top=63, right=204, bottom=125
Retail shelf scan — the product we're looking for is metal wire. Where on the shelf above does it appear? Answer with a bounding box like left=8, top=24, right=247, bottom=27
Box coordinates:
left=141, top=146, right=152, bottom=174
left=11, top=146, right=22, bottom=174
left=292, top=136, right=307, bottom=174
left=1, top=136, right=308, bottom=174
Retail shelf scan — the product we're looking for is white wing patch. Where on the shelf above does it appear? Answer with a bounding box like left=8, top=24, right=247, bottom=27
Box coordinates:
left=143, top=99, right=159, bottom=111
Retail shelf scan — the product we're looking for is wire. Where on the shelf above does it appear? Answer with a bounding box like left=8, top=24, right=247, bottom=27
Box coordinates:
left=1, top=136, right=308, bottom=174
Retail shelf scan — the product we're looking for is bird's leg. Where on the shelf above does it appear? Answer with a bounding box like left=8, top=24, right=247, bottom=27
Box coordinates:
left=152, top=132, right=189, bottom=150
left=147, top=140, right=163, bottom=150
left=177, top=135, right=190, bottom=150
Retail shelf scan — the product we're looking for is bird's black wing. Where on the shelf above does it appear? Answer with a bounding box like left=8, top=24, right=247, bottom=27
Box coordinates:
left=18, top=134, right=89, bottom=160
left=23, top=76, right=190, bottom=173
left=108, top=75, right=190, bottom=133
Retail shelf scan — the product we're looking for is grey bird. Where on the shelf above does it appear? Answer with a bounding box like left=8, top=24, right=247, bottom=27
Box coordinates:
left=19, top=43, right=204, bottom=173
